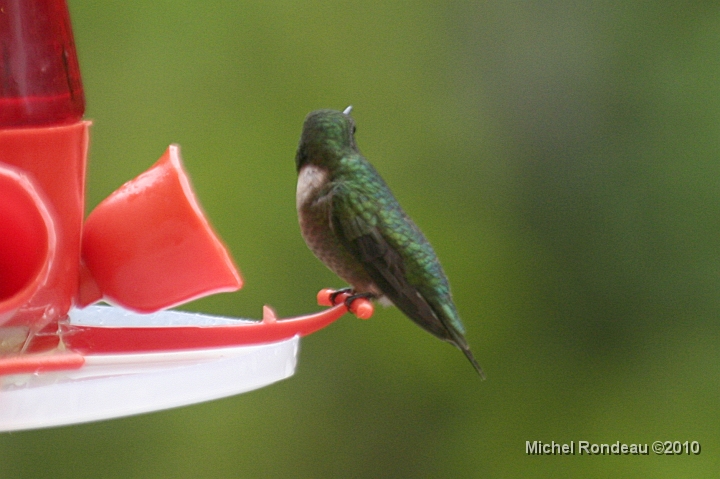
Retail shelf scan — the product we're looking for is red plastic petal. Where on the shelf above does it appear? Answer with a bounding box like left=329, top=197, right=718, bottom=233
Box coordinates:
left=81, top=145, right=242, bottom=312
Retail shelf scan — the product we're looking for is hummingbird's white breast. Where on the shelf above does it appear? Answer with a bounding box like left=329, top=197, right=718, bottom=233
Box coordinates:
left=296, top=164, right=328, bottom=210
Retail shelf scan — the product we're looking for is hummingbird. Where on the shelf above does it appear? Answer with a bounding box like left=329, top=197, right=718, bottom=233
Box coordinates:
left=295, top=106, right=484, bottom=378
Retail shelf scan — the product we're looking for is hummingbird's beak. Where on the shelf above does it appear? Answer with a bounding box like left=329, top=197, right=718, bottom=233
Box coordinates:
left=343, top=105, right=353, bottom=115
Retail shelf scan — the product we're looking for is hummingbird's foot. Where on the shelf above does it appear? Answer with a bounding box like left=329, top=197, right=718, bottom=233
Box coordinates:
left=328, top=287, right=354, bottom=305
left=343, top=292, right=375, bottom=309
left=343, top=292, right=375, bottom=319
left=317, top=288, right=375, bottom=319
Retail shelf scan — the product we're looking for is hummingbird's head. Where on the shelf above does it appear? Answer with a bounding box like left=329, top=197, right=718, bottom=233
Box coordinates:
left=296, top=107, right=357, bottom=172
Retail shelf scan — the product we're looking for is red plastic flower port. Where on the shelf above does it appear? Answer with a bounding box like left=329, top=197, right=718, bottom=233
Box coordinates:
left=80, top=145, right=242, bottom=312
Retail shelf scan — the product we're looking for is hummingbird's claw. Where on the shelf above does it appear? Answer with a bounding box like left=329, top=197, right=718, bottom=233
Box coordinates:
left=317, top=288, right=374, bottom=319
left=329, top=287, right=354, bottom=305
left=343, top=292, right=373, bottom=309
left=343, top=292, right=375, bottom=319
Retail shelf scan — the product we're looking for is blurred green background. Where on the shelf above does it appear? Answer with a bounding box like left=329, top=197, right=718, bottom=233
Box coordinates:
left=2, top=1, right=719, bottom=477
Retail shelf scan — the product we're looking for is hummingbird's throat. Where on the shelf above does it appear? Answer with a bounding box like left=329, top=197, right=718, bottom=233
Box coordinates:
left=296, top=164, right=329, bottom=209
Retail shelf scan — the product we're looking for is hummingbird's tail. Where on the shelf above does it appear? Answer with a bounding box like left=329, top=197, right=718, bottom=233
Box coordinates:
left=460, top=345, right=486, bottom=380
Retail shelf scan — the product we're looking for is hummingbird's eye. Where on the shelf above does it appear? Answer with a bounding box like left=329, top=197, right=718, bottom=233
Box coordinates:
left=352, top=125, right=356, bottom=134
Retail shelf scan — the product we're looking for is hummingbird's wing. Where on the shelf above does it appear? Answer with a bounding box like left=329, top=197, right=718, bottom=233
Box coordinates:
left=330, top=184, right=485, bottom=378
left=330, top=191, right=453, bottom=341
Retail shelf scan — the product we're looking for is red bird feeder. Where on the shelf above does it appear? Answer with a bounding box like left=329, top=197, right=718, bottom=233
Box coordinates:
left=0, top=0, right=372, bottom=431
